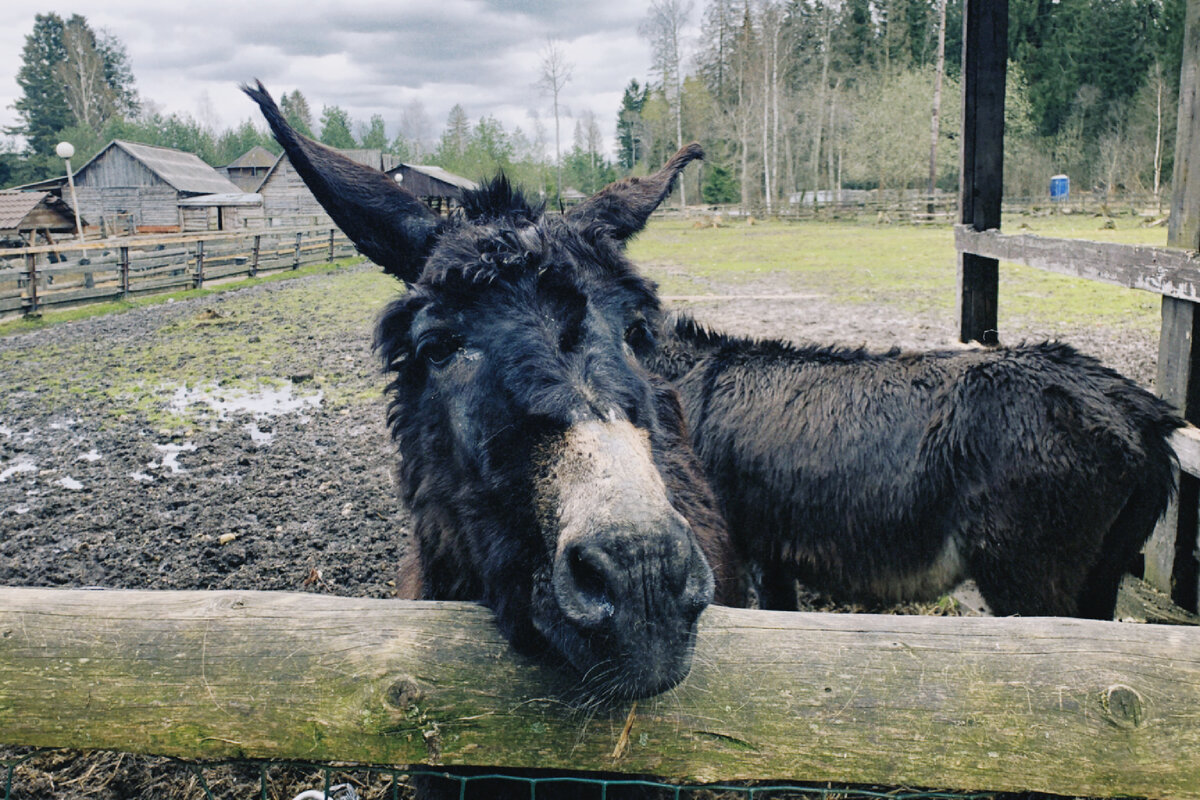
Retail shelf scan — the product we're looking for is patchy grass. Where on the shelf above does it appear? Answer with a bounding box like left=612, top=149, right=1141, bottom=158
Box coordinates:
left=0, top=262, right=399, bottom=430
left=629, top=214, right=1168, bottom=334
left=0, top=257, right=368, bottom=338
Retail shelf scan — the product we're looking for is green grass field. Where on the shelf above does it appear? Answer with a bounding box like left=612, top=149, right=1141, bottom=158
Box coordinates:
left=0, top=213, right=1172, bottom=339
left=628, top=212, right=1168, bottom=334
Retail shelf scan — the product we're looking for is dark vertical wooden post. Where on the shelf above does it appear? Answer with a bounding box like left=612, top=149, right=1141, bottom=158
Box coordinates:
left=24, top=252, right=38, bottom=316
left=119, top=246, right=130, bottom=300
left=250, top=234, right=261, bottom=277
left=1148, top=0, right=1200, bottom=611
left=328, top=228, right=335, bottom=262
left=293, top=232, right=302, bottom=270
left=193, top=240, right=205, bottom=289
left=957, top=0, right=1007, bottom=345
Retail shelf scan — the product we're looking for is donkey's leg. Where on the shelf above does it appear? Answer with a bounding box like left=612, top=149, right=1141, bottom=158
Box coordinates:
left=1077, top=490, right=1163, bottom=620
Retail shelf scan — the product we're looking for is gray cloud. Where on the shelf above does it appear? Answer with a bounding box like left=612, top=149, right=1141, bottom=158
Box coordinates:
left=0, top=0, right=682, bottom=159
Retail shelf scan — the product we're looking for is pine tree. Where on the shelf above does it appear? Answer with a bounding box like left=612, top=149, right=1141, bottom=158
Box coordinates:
left=616, top=79, right=649, bottom=170
left=280, top=91, right=314, bottom=138
left=359, top=114, right=388, bottom=151
left=9, top=13, right=72, bottom=159
left=319, top=106, right=357, bottom=149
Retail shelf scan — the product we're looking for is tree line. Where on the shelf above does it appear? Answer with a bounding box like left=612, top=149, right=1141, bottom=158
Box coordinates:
left=617, top=0, right=1185, bottom=209
left=2, top=3, right=1188, bottom=208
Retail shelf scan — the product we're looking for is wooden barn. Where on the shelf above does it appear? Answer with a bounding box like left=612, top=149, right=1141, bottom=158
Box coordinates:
left=254, top=148, right=400, bottom=225
left=222, top=145, right=278, bottom=192
left=0, top=191, right=81, bottom=247
left=65, top=140, right=244, bottom=233
left=387, top=163, right=478, bottom=211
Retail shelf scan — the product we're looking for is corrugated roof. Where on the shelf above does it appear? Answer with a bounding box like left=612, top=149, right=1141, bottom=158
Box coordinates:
left=0, top=191, right=49, bottom=229
left=224, top=145, right=277, bottom=170
left=76, top=140, right=241, bottom=195
left=394, top=164, right=479, bottom=192
left=177, top=192, right=263, bottom=207
left=0, top=191, right=79, bottom=231
left=339, top=149, right=396, bottom=171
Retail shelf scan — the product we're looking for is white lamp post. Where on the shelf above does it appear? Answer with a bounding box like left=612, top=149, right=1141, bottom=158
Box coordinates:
left=55, top=141, right=83, bottom=243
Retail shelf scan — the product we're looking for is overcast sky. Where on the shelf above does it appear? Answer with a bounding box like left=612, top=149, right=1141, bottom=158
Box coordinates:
left=0, top=1, right=700, bottom=161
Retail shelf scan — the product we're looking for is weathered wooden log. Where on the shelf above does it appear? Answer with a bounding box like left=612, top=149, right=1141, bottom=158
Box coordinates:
left=0, top=588, right=1197, bottom=798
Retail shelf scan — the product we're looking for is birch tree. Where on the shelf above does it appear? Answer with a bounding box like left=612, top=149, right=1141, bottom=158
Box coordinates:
left=640, top=0, right=694, bottom=206
left=536, top=39, right=573, bottom=201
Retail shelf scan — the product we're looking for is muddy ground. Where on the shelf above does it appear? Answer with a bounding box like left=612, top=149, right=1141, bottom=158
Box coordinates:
left=0, top=258, right=1158, bottom=798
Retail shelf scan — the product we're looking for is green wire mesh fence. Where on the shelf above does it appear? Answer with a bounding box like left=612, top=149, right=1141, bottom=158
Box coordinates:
left=0, top=749, right=1013, bottom=800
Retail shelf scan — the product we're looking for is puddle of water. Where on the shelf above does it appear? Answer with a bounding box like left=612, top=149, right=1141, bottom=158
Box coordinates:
left=78, top=450, right=103, bottom=462
left=152, top=443, right=197, bottom=474
left=57, top=476, right=84, bottom=491
left=245, top=423, right=274, bottom=445
left=0, top=460, right=37, bottom=482
left=129, top=472, right=154, bottom=483
left=48, top=419, right=78, bottom=431
left=167, top=382, right=323, bottom=422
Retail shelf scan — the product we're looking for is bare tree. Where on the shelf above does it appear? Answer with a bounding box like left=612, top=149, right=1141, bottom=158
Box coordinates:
left=927, top=0, right=948, bottom=201
left=640, top=0, right=693, bottom=207
left=536, top=39, right=573, bottom=201
left=56, top=19, right=119, bottom=132
left=398, top=99, right=432, bottom=161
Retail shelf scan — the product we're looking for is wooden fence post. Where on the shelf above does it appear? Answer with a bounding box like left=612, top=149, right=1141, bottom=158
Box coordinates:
left=956, top=0, right=1007, bottom=345
left=1147, top=0, right=1200, bottom=611
left=23, top=251, right=38, bottom=316
left=328, top=228, right=335, bottom=262
left=119, top=246, right=130, bottom=300
left=251, top=234, right=261, bottom=277
left=293, top=231, right=302, bottom=270
left=193, top=239, right=205, bottom=289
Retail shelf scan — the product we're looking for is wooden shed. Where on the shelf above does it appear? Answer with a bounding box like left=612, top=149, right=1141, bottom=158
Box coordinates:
left=67, top=140, right=242, bottom=233
left=254, top=148, right=400, bottom=226
left=177, top=192, right=263, bottom=232
left=222, top=145, right=277, bottom=192
left=0, top=191, right=82, bottom=247
left=387, top=163, right=478, bottom=211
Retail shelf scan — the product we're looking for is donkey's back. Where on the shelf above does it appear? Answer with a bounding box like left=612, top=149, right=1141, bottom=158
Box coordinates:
left=657, top=319, right=1181, bottom=618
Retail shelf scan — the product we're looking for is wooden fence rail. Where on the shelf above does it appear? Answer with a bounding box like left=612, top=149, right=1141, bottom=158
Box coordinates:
left=0, top=587, right=1197, bottom=799
left=0, top=226, right=358, bottom=316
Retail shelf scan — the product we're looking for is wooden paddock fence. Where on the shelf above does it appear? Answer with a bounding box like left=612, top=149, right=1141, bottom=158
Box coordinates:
left=0, top=226, right=358, bottom=316
left=956, top=0, right=1200, bottom=613
left=0, top=587, right=1197, bottom=799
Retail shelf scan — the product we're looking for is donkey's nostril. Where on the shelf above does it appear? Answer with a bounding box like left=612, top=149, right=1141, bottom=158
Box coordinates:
left=568, top=547, right=615, bottom=620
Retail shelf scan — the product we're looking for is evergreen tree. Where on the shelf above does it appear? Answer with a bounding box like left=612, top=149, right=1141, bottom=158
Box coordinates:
left=280, top=91, right=314, bottom=138
left=437, top=104, right=472, bottom=168
left=359, top=114, right=388, bottom=151
left=617, top=79, right=649, bottom=169
left=9, top=13, right=72, bottom=160
left=702, top=162, right=739, bottom=203
left=319, top=105, right=357, bottom=148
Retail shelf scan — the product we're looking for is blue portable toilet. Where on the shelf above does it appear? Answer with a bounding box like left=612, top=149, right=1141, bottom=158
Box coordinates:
left=1050, top=174, right=1070, bottom=202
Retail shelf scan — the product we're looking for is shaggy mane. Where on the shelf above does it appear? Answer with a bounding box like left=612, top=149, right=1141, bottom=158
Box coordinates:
left=459, top=174, right=545, bottom=224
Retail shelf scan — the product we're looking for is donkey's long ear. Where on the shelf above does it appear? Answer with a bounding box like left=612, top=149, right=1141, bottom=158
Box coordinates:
left=242, top=80, right=438, bottom=283
left=568, top=143, right=702, bottom=242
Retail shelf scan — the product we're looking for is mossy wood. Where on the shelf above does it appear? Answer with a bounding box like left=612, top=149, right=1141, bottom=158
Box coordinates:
left=0, top=589, right=1198, bottom=798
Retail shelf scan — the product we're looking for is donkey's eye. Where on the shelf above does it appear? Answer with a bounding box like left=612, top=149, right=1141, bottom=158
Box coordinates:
left=624, top=319, right=655, bottom=354
left=416, top=333, right=462, bottom=368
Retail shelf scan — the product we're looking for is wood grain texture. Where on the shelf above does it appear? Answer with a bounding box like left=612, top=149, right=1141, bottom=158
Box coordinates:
left=955, top=226, right=1200, bottom=303
left=0, top=588, right=1197, bottom=798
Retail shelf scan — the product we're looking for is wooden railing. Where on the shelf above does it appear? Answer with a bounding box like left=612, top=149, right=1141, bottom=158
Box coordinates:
left=0, top=226, right=358, bottom=316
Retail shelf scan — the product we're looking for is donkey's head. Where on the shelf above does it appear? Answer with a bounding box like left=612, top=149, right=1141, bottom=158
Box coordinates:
left=244, top=82, right=734, bottom=700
